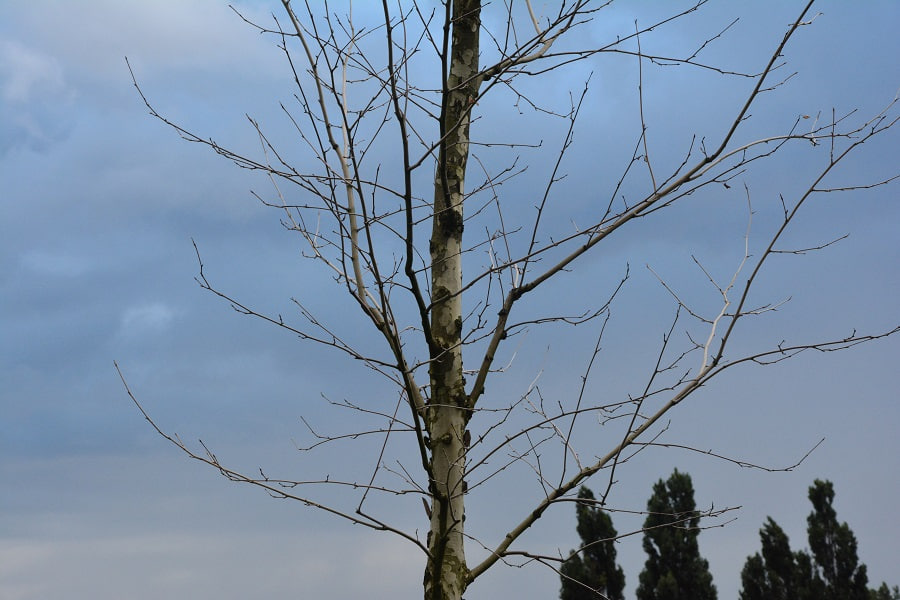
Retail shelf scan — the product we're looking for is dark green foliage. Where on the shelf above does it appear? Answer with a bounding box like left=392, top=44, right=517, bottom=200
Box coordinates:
left=740, top=479, right=894, bottom=600
left=870, top=583, right=900, bottom=600
left=636, top=469, right=717, bottom=600
left=739, top=518, right=821, bottom=600
left=560, top=486, right=625, bottom=600
left=806, top=479, right=869, bottom=600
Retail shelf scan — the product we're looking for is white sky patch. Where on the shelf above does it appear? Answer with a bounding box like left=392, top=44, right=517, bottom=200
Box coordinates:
left=0, top=531, right=424, bottom=599
left=119, top=302, right=177, bottom=336
left=0, top=39, right=67, bottom=103
left=0, top=542, right=51, bottom=590
left=0, top=39, right=75, bottom=153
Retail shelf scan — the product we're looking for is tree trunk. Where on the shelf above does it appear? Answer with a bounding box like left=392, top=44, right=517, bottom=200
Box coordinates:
left=424, top=2, right=481, bottom=599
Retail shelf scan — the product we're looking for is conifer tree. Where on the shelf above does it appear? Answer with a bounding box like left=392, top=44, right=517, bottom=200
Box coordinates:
left=739, top=517, right=821, bottom=600
left=636, top=470, right=716, bottom=600
left=740, top=480, right=896, bottom=600
left=806, top=479, right=869, bottom=600
left=560, top=486, right=625, bottom=600
left=870, top=583, right=900, bottom=600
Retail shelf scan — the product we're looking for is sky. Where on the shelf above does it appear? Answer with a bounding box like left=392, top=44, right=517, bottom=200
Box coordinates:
left=1, top=1, right=898, bottom=599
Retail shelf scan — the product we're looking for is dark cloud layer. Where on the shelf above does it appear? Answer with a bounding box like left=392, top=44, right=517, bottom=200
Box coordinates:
left=2, top=2, right=898, bottom=599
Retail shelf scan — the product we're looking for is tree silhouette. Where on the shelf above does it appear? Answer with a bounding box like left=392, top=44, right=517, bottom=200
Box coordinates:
left=636, top=470, right=716, bottom=600
left=740, top=479, right=896, bottom=600
left=739, top=517, right=822, bottom=600
left=807, top=479, right=869, bottom=600
left=560, top=486, right=625, bottom=600
left=870, top=584, right=900, bottom=600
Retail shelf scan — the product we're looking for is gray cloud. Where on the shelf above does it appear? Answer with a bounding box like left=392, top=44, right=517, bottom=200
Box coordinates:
left=0, top=40, right=76, bottom=154
left=2, top=2, right=898, bottom=599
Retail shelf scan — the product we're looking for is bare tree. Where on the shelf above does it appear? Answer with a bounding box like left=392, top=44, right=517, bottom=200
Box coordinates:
left=118, top=1, right=898, bottom=598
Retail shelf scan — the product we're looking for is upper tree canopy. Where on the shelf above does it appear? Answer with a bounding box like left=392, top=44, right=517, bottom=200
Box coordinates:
left=741, top=479, right=891, bottom=600
left=560, top=486, right=625, bottom=600
left=870, top=584, right=900, bottom=600
left=807, top=479, right=869, bottom=600
left=739, top=517, right=823, bottom=600
left=636, top=469, right=717, bottom=600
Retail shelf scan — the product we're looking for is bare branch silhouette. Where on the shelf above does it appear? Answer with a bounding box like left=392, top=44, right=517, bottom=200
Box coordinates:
left=121, top=1, right=898, bottom=597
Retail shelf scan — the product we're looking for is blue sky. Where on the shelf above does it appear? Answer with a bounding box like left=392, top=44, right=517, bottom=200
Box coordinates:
left=2, top=1, right=898, bottom=598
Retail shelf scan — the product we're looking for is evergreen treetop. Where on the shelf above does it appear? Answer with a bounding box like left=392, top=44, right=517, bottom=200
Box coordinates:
left=636, top=469, right=717, bottom=600
left=560, top=486, right=625, bottom=600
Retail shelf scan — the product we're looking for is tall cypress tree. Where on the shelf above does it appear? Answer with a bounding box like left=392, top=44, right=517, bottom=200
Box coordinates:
left=740, top=479, right=895, bottom=600
left=560, top=486, right=625, bottom=600
left=739, top=517, right=821, bottom=600
left=636, top=469, right=717, bottom=600
left=806, top=479, right=869, bottom=600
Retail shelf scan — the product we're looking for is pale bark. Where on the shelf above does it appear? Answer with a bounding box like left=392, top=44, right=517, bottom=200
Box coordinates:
left=424, top=1, right=482, bottom=598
